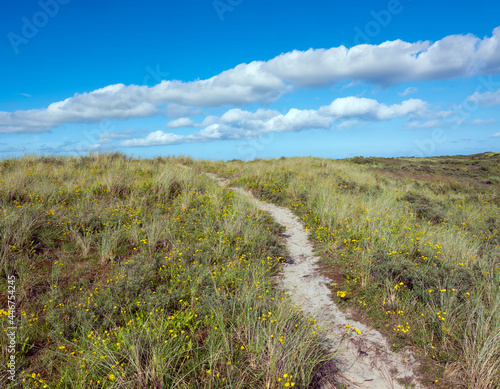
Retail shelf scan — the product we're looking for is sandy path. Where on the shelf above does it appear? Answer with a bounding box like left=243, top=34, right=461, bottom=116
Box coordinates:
left=204, top=173, right=423, bottom=388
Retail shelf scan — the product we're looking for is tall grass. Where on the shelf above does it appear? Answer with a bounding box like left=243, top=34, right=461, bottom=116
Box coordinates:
left=0, top=154, right=334, bottom=388
left=193, top=154, right=500, bottom=388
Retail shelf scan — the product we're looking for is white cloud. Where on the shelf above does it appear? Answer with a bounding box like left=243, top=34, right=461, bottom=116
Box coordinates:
left=267, top=108, right=332, bottom=133
left=120, top=131, right=185, bottom=147
left=492, top=132, right=500, bottom=138
left=2, top=27, right=500, bottom=134
left=477, top=27, right=500, bottom=74
left=468, top=88, right=500, bottom=107
left=199, top=115, right=219, bottom=127
left=398, top=87, right=418, bottom=96
left=0, top=84, right=159, bottom=133
left=219, top=108, right=281, bottom=124
left=263, top=27, right=500, bottom=86
left=318, top=97, right=427, bottom=120
left=119, top=108, right=332, bottom=147
left=148, top=62, right=289, bottom=106
left=166, top=117, right=195, bottom=128
left=119, top=96, right=425, bottom=147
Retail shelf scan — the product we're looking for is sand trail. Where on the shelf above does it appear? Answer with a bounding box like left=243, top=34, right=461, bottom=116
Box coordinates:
left=203, top=172, right=423, bottom=388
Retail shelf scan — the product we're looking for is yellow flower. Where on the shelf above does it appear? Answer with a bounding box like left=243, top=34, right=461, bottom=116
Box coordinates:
left=108, top=374, right=115, bottom=380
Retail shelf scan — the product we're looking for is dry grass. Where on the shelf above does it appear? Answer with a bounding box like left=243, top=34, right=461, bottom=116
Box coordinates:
left=0, top=154, right=335, bottom=388
left=192, top=153, right=500, bottom=388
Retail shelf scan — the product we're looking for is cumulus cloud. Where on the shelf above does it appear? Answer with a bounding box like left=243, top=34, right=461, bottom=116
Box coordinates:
left=120, top=131, right=185, bottom=147
left=267, top=109, right=332, bottom=132
left=0, top=84, right=159, bottom=133
left=398, top=87, right=418, bottom=96
left=120, top=108, right=332, bottom=147
left=166, top=117, right=195, bottom=128
left=219, top=108, right=281, bottom=124
left=119, top=96, right=423, bottom=147
left=318, top=97, right=427, bottom=120
left=200, top=115, right=219, bottom=126
left=2, top=27, right=500, bottom=134
left=468, top=88, right=500, bottom=107
left=263, top=27, right=500, bottom=86
left=148, top=62, right=289, bottom=107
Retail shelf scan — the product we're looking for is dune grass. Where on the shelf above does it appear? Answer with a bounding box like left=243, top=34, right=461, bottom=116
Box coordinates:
left=0, top=154, right=333, bottom=388
left=3, top=152, right=499, bottom=388
left=192, top=153, right=500, bottom=388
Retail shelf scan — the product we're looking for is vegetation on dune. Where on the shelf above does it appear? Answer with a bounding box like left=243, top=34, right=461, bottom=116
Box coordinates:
left=193, top=152, right=500, bottom=388
left=2, top=151, right=499, bottom=388
left=0, top=153, right=332, bottom=388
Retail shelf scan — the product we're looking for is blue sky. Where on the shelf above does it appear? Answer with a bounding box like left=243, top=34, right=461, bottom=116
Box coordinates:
left=1, top=0, right=500, bottom=160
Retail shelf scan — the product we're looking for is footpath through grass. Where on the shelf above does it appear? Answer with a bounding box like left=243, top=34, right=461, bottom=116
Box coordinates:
left=0, top=154, right=333, bottom=388
left=193, top=153, right=500, bottom=388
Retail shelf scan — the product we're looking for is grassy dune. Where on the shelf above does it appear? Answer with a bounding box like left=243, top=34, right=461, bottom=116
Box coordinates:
left=193, top=153, right=500, bottom=388
left=0, top=154, right=331, bottom=388
left=2, top=152, right=499, bottom=388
